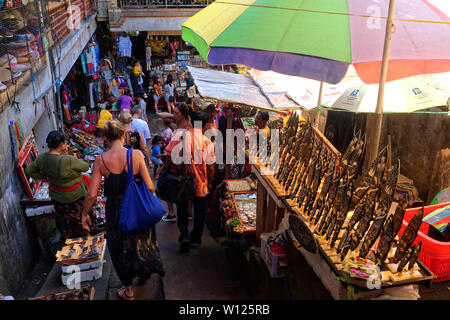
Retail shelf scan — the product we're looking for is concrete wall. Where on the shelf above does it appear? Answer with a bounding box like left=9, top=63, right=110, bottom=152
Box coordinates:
left=376, top=112, right=449, bottom=203
left=0, top=14, right=97, bottom=296
left=107, top=5, right=201, bottom=32
left=0, top=64, right=56, bottom=295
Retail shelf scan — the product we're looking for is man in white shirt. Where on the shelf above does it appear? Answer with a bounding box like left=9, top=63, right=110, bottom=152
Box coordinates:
left=131, top=106, right=151, bottom=144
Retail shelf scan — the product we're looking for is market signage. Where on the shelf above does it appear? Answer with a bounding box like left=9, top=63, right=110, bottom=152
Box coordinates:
left=177, top=51, right=191, bottom=68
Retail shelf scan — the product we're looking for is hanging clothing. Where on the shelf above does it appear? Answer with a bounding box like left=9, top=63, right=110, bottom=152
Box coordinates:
left=108, top=79, right=120, bottom=98
left=145, top=47, right=152, bottom=71
left=85, top=44, right=100, bottom=76
left=117, top=36, right=132, bottom=58
left=170, top=41, right=179, bottom=57
left=89, top=82, right=95, bottom=109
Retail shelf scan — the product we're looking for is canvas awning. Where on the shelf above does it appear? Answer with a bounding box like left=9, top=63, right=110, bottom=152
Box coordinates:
left=187, top=66, right=301, bottom=112
left=247, top=67, right=450, bottom=113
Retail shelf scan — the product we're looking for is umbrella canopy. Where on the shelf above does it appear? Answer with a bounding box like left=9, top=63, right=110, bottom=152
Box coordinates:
left=182, top=0, right=450, bottom=84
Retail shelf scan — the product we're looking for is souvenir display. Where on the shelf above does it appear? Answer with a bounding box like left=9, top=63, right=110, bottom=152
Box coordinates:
left=26, top=284, right=95, bottom=300
left=232, top=192, right=257, bottom=233
left=56, top=233, right=105, bottom=265
left=249, top=112, right=435, bottom=289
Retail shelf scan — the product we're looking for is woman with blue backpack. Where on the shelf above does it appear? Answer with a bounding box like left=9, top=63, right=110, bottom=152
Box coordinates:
left=81, top=120, right=165, bottom=300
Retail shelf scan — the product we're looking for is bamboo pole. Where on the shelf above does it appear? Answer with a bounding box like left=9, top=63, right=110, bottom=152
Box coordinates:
left=387, top=134, right=392, bottom=172
left=368, top=0, right=396, bottom=165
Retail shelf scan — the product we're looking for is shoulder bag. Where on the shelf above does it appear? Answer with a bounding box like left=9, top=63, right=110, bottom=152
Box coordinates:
left=119, top=149, right=165, bottom=233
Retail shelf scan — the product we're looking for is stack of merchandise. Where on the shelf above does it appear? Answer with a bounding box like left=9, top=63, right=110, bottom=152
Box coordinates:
left=65, top=128, right=106, bottom=229
left=423, top=204, right=450, bottom=236
left=26, top=284, right=94, bottom=300
left=220, top=178, right=258, bottom=234
left=394, top=183, right=423, bottom=208
left=0, top=0, right=49, bottom=91
left=92, top=180, right=106, bottom=232
left=56, top=233, right=106, bottom=285
left=33, top=182, right=50, bottom=200
left=67, top=128, right=105, bottom=162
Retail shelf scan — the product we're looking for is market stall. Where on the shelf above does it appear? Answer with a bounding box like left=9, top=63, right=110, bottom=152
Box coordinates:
left=187, top=66, right=293, bottom=214
left=249, top=112, right=436, bottom=298
left=18, top=126, right=106, bottom=262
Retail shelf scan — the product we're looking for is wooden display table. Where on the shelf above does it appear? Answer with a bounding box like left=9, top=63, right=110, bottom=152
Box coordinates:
left=252, top=163, right=287, bottom=239
left=251, top=163, right=434, bottom=300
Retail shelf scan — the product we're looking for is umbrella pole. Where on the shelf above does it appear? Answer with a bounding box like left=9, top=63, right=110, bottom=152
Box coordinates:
left=314, top=81, right=324, bottom=127
left=368, top=0, right=396, bottom=165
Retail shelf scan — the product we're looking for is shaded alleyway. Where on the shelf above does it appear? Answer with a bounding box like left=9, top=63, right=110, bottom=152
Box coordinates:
left=147, top=113, right=250, bottom=299
left=156, top=201, right=250, bottom=300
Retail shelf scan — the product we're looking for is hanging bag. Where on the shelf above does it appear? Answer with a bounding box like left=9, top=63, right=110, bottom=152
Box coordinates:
left=119, top=149, right=165, bottom=233
left=156, top=166, right=195, bottom=203
left=156, top=133, right=195, bottom=203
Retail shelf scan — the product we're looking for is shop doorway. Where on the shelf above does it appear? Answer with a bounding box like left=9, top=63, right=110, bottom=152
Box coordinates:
left=130, top=31, right=148, bottom=63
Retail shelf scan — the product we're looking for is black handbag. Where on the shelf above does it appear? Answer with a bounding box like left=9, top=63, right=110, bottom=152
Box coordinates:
left=156, top=167, right=195, bottom=203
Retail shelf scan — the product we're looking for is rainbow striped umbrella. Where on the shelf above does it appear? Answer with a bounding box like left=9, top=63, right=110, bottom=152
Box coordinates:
left=182, top=0, right=450, bottom=84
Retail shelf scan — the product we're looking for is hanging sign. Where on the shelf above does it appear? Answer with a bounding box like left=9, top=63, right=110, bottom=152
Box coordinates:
left=177, top=51, right=190, bottom=68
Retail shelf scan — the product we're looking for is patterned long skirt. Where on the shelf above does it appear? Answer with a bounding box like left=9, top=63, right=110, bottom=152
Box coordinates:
left=105, top=196, right=165, bottom=286
left=52, top=197, right=94, bottom=239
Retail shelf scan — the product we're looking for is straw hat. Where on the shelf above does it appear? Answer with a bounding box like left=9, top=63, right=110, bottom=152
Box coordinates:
left=0, top=54, right=30, bottom=72
left=0, top=67, right=21, bottom=83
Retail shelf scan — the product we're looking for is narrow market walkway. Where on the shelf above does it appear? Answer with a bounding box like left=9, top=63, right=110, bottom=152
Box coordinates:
left=147, top=114, right=250, bottom=300
left=156, top=201, right=251, bottom=300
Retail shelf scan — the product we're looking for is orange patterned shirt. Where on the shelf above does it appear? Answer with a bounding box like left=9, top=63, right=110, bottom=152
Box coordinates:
left=165, top=128, right=215, bottom=197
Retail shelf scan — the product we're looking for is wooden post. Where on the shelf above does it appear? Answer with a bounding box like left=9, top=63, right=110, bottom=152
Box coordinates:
left=225, top=110, right=233, bottom=179
left=274, top=207, right=285, bottom=231
left=265, top=197, right=276, bottom=233
left=256, top=180, right=267, bottom=239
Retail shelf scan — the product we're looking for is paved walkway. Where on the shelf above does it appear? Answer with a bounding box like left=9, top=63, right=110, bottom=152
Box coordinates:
left=148, top=113, right=249, bottom=299
left=156, top=201, right=250, bottom=300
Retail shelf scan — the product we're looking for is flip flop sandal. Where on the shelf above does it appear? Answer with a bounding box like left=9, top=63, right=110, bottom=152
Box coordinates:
left=117, top=286, right=134, bottom=300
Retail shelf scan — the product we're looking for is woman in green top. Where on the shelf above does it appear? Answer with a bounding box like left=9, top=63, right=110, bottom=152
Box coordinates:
left=25, top=131, right=94, bottom=239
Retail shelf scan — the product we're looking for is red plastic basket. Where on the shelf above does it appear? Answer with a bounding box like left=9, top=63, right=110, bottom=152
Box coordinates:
left=398, top=202, right=450, bottom=283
